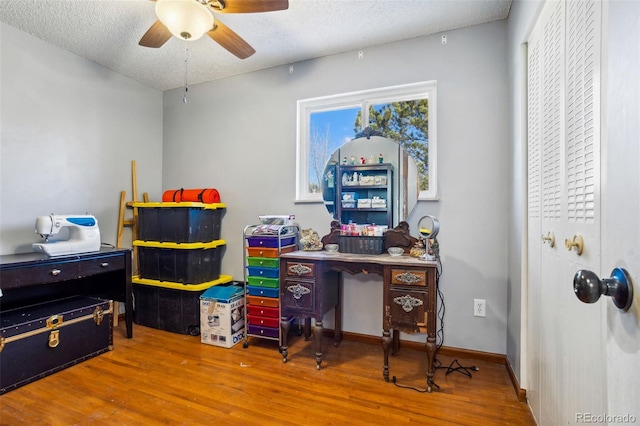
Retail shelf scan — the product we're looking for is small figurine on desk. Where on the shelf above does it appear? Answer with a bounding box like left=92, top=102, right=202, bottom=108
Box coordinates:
left=300, top=228, right=323, bottom=251
left=350, top=155, right=356, bottom=165
left=378, top=153, right=384, bottom=163
left=343, top=157, right=348, bottom=165
left=368, top=155, right=374, bottom=164
left=360, top=157, right=366, bottom=164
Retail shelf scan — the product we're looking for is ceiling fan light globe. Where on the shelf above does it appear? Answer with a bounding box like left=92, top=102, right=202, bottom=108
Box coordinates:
left=155, top=0, right=214, bottom=41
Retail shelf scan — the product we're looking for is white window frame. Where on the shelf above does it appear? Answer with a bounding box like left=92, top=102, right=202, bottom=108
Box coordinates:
left=296, top=81, right=437, bottom=202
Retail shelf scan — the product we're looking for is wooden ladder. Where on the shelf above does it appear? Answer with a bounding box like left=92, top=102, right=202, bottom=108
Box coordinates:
left=115, top=160, right=148, bottom=324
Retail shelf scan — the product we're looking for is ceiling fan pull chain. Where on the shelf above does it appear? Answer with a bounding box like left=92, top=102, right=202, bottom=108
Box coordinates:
left=183, top=45, right=189, bottom=104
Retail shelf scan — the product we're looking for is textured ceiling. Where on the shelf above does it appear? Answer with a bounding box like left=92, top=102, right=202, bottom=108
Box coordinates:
left=0, top=0, right=511, bottom=91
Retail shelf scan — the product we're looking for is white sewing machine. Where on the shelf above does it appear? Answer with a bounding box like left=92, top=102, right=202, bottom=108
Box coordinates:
left=32, top=214, right=101, bottom=256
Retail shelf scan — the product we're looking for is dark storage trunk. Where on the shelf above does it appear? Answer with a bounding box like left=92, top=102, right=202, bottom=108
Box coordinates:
left=0, top=296, right=113, bottom=394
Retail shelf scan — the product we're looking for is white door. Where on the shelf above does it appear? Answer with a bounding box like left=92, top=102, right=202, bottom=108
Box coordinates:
left=527, top=1, right=605, bottom=424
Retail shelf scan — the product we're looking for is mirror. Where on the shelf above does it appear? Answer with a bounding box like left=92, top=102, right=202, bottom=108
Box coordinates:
left=418, top=215, right=440, bottom=240
left=322, top=132, right=419, bottom=227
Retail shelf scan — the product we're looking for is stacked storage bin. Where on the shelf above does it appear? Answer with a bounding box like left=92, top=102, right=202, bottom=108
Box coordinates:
left=131, top=202, right=232, bottom=336
left=242, top=224, right=299, bottom=349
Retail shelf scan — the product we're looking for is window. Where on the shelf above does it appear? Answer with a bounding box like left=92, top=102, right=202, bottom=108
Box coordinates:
left=296, top=81, right=437, bottom=202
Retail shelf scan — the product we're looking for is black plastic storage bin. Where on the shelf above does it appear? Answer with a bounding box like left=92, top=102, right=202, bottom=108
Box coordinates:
left=134, top=240, right=225, bottom=284
left=134, top=202, right=225, bottom=243
left=132, top=275, right=232, bottom=335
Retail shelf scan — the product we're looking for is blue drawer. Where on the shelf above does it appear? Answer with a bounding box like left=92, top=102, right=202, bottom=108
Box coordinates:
left=246, top=285, right=279, bottom=298
left=246, top=266, right=279, bottom=278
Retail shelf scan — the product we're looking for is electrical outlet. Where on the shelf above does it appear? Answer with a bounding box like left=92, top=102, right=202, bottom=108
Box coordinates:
left=474, top=299, right=486, bottom=317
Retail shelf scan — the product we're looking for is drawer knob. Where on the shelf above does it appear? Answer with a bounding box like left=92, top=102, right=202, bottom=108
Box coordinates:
left=286, top=283, right=311, bottom=300
left=393, top=294, right=424, bottom=312
left=288, top=264, right=312, bottom=276
left=394, top=271, right=424, bottom=285
left=100, top=262, right=109, bottom=268
left=50, top=269, right=61, bottom=276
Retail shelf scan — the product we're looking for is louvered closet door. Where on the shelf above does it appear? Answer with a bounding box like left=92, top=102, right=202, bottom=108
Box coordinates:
left=526, top=1, right=604, bottom=425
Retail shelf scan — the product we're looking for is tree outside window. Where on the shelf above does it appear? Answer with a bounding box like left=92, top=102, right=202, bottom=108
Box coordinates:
left=297, top=82, right=437, bottom=202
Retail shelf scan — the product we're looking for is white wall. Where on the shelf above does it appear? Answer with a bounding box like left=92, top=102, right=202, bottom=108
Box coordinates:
left=0, top=23, right=164, bottom=254
left=162, top=22, right=510, bottom=352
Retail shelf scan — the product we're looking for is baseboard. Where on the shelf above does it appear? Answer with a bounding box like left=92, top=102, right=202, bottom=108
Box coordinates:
left=325, top=330, right=527, bottom=402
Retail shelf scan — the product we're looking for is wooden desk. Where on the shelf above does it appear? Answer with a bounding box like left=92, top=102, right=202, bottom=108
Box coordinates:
left=0, top=248, right=133, bottom=338
left=279, top=250, right=439, bottom=391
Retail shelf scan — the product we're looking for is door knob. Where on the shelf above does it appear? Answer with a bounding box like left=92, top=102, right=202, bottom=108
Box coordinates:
left=573, top=268, right=634, bottom=312
left=565, top=234, right=584, bottom=255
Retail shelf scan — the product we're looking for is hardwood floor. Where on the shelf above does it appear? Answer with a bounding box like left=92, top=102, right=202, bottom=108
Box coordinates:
left=1, top=323, right=535, bottom=425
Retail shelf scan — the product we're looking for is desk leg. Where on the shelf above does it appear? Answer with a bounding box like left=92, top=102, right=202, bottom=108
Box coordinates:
left=426, top=335, right=437, bottom=392
left=280, top=317, right=290, bottom=363
left=124, top=254, right=133, bottom=338
left=392, top=329, right=400, bottom=355
left=334, top=280, right=342, bottom=347
left=125, top=291, right=133, bottom=338
left=382, top=329, right=392, bottom=382
left=314, top=320, right=324, bottom=370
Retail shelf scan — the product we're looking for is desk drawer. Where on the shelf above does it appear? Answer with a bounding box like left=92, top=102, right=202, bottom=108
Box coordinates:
left=281, top=280, right=315, bottom=313
left=284, top=262, right=315, bottom=278
left=387, top=287, right=429, bottom=333
left=390, top=269, right=427, bottom=287
left=77, top=255, right=125, bottom=277
left=0, top=262, right=81, bottom=289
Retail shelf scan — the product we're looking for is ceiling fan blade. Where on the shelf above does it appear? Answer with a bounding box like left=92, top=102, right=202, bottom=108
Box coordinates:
left=208, top=20, right=256, bottom=59
left=210, top=0, right=289, bottom=13
left=139, top=20, right=172, bottom=48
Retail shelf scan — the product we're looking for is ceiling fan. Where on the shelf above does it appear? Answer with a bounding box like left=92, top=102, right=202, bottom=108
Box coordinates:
left=139, top=0, right=289, bottom=59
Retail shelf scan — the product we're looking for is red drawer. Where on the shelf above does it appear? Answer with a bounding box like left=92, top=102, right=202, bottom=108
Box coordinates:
left=246, top=305, right=279, bottom=318
left=247, top=314, right=279, bottom=328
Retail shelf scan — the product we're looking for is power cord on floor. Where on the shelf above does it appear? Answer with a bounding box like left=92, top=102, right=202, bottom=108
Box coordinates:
left=435, top=359, right=479, bottom=378
left=391, top=375, right=439, bottom=393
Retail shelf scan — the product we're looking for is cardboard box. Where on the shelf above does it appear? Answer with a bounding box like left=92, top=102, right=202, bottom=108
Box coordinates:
left=200, top=285, right=245, bottom=348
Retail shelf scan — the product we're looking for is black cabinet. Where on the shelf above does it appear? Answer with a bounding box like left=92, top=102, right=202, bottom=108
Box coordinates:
left=336, top=163, right=393, bottom=226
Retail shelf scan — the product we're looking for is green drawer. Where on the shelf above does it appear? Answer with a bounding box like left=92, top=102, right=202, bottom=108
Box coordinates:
left=247, top=276, right=279, bottom=288
left=246, top=257, right=280, bottom=268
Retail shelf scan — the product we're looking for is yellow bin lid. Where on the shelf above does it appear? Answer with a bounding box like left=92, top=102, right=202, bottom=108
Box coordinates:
left=132, top=202, right=226, bottom=209
left=132, top=274, right=233, bottom=291
left=132, top=239, right=226, bottom=249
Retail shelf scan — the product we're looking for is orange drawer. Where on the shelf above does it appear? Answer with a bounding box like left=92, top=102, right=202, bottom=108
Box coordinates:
left=247, top=295, right=279, bottom=308
left=246, top=305, right=279, bottom=318
left=390, top=269, right=427, bottom=286
left=247, top=314, right=280, bottom=328
left=285, top=262, right=315, bottom=278
left=246, top=245, right=295, bottom=258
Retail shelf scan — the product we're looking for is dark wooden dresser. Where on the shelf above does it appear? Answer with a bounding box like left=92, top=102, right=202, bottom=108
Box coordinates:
left=0, top=248, right=133, bottom=338
left=279, top=250, right=439, bottom=391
